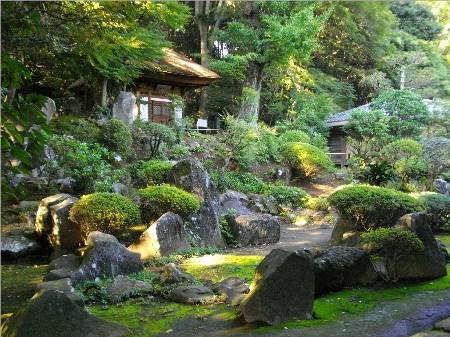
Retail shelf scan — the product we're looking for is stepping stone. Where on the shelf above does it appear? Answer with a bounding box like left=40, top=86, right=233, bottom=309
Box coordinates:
left=169, top=285, right=215, bottom=304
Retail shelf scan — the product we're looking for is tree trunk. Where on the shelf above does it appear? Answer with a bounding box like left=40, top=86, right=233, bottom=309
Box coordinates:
left=101, top=78, right=108, bottom=107
left=198, top=20, right=209, bottom=117
left=238, top=61, right=264, bottom=122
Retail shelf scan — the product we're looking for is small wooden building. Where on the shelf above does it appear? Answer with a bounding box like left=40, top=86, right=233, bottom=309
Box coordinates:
left=132, top=48, right=219, bottom=125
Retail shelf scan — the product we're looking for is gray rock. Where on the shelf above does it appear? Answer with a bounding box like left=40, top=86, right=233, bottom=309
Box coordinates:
left=70, top=232, right=143, bottom=285
left=340, top=231, right=362, bottom=247
left=151, top=263, right=194, bottom=283
left=219, top=190, right=251, bottom=215
left=36, top=278, right=83, bottom=307
left=48, top=254, right=81, bottom=271
left=112, top=182, right=129, bottom=195
left=434, top=178, right=449, bottom=196
left=436, top=238, right=449, bottom=262
left=128, top=212, right=190, bottom=260
left=112, top=91, right=136, bottom=125
left=35, top=194, right=72, bottom=238
left=212, top=277, right=249, bottom=306
left=44, top=267, right=76, bottom=282
left=314, top=246, right=377, bottom=296
left=225, top=213, right=280, bottom=246
left=249, top=194, right=278, bottom=215
left=169, top=285, right=215, bottom=304
left=1, top=290, right=131, bottom=337
left=1, top=234, right=40, bottom=258
left=274, top=167, right=291, bottom=185
left=435, top=317, right=450, bottom=332
left=168, top=159, right=225, bottom=248
left=48, top=196, right=81, bottom=250
left=396, top=213, right=447, bottom=280
left=107, top=275, right=152, bottom=303
left=240, top=249, right=315, bottom=325
left=41, top=97, right=56, bottom=123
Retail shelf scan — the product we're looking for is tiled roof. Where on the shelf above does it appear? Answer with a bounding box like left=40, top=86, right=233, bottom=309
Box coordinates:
left=326, top=104, right=371, bottom=125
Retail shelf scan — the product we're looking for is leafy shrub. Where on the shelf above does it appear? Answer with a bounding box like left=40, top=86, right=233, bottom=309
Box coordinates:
left=278, top=130, right=310, bottom=145
left=69, top=192, right=141, bottom=241
left=93, top=168, right=131, bottom=193
left=421, top=137, right=450, bottom=183
left=137, top=160, right=174, bottom=185
left=48, top=136, right=113, bottom=193
left=138, top=184, right=200, bottom=220
left=219, top=215, right=238, bottom=246
left=281, top=142, right=335, bottom=178
left=132, top=120, right=177, bottom=159
left=165, top=143, right=191, bottom=160
left=304, top=196, right=330, bottom=211
left=99, top=119, right=134, bottom=160
left=264, top=184, right=308, bottom=207
left=416, top=192, right=450, bottom=231
left=363, top=160, right=395, bottom=186
left=328, top=185, right=424, bottom=231
left=50, top=116, right=100, bottom=143
left=210, top=170, right=267, bottom=194
left=361, top=227, right=424, bottom=282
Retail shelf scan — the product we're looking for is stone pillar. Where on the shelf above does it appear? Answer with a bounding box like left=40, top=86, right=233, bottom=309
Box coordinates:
left=112, top=91, right=136, bottom=124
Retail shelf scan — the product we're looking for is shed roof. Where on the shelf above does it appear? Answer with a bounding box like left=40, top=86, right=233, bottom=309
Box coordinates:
left=140, top=48, right=220, bottom=87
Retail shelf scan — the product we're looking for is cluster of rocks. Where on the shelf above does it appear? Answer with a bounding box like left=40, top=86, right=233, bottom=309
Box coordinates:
left=412, top=317, right=450, bottom=337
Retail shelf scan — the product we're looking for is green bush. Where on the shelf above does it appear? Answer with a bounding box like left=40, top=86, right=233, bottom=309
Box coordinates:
left=278, top=130, right=310, bottom=145
left=132, top=120, right=177, bottom=159
left=93, top=168, right=131, bottom=193
left=263, top=184, right=308, bottom=207
left=361, top=227, right=424, bottom=281
left=304, top=196, right=330, bottom=211
left=416, top=192, right=450, bottom=231
left=137, top=160, right=174, bottom=185
left=50, top=116, right=100, bottom=143
left=281, top=142, right=335, bottom=178
left=48, top=136, right=113, bottom=193
left=69, top=192, right=141, bottom=240
left=328, top=185, right=424, bottom=231
left=99, top=119, right=134, bottom=160
left=138, top=184, right=200, bottom=220
left=210, top=170, right=267, bottom=194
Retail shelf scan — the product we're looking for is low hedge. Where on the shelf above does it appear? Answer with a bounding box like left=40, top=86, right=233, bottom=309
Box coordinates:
left=137, top=160, right=174, bottom=185
left=281, top=142, right=335, bottom=178
left=138, top=184, right=200, bottom=220
left=69, top=192, right=141, bottom=240
left=328, top=185, right=424, bottom=231
left=264, top=184, right=308, bottom=207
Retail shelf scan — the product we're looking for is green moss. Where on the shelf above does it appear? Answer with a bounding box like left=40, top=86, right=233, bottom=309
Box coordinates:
left=437, top=234, right=450, bottom=246
left=180, top=254, right=263, bottom=283
left=1, top=263, right=47, bottom=314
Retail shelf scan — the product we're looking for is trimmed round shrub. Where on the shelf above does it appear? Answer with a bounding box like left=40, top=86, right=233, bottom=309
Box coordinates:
left=263, top=184, right=308, bottom=207
left=304, top=196, right=330, bottom=211
left=281, top=142, right=335, bottom=178
left=100, top=118, right=134, bottom=159
left=416, top=192, right=450, bottom=231
left=69, top=192, right=141, bottom=240
left=328, top=185, right=424, bottom=231
left=278, top=130, right=310, bottom=145
left=137, top=160, right=174, bottom=185
left=138, top=184, right=200, bottom=220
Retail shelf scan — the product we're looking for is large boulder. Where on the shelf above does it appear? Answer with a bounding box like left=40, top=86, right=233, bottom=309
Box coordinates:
left=36, top=278, right=83, bottom=307
left=129, top=212, right=190, bottom=260
left=395, top=213, right=447, bottom=280
left=313, top=246, right=377, bottom=296
left=112, top=91, right=136, bottom=125
left=212, top=277, right=249, bottom=306
left=240, top=249, right=315, bottom=325
left=1, top=290, right=130, bottom=337
left=433, top=179, right=449, bottom=196
left=35, top=194, right=72, bottom=238
left=41, top=97, right=56, bottom=123
left=219, top=190, right=252, bottom=215
left=1, top=234, right=40, bottom=259
left=70, top=232, right=143, bottom=285
left=225, top=213, right=280, bottom=246
left=168, top=159, right=224, bottom=247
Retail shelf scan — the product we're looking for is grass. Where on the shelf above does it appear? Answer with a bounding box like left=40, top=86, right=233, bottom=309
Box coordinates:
left=180, top=254, right=264, bottom=283
left=1, top=262, right=48, bottom=315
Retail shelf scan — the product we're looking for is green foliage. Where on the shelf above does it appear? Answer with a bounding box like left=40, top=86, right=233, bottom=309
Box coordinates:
left=50, top=116, right=100, bottom=143
left=210, top=170, right=267, bottom=195
left=99, top=119, right=134, bottom=160
left=132, top=120, right=177, bottom=159
left=361, top=227, right=424, bottom=281
left=381, top=139, right=427, bottom=189
left=371, top=89, right=431, bottom=138
left=69, top=192, right=141, bottom=240
left=219, top=216, right=238, bottom=247
left=138, top=184, right=200, bottom=220
left=93, top=168, right=130, bottom=194
left=328, top=185, right=424, bottom=231
left=416, top=192, right=450, bottom=231
left=137, top=160, right=174, bottom=186
left=421, top=137, right=450, bottom=182
left=264, top=183, right=308, bottom=207
left=391, top=0, right=441, bottom=41
left=48, top=136, right=113, bottom=193
left=304, top=196, right=330, bottom=212
left=281, top=142, right=335, bottom=178
left=363, top=160, right=395, bottom=186
left=278, top=130, right=310, bottom=145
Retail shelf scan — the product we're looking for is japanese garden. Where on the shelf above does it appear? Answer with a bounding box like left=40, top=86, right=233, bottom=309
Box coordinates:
left=1, top=1, right=450, bottom=337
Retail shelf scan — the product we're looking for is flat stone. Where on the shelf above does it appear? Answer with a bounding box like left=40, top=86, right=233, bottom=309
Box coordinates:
left=212, top=277, right=250, bottom=306
left=1, top=234, right=40, bottom=258
left=169, top=285, right=215, bottom=304
left=48, top=254, right=81, bottom=271
left=107, top=275, right=152, bottom=303
left=37, top=278, right=84, bottom=307
left=44, top=267, right=75, bottom=282
left=151, top=263, right=194, bottom=283
left=435, top=317, right=450, bottom=332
